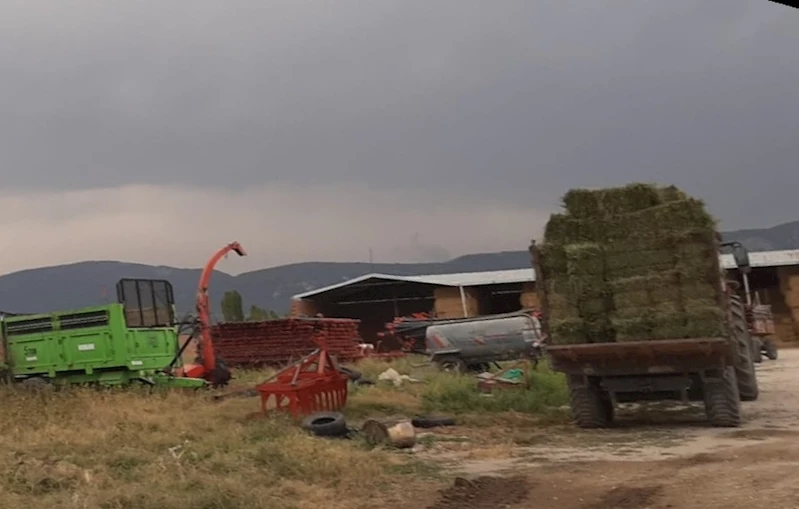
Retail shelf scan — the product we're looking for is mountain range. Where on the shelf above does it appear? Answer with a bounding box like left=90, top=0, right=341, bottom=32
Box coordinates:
left=0, top=221, right=796, bottom=316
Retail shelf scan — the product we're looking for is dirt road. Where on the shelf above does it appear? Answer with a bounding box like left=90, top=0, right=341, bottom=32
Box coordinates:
left=427, top=349, right=799, bottom=508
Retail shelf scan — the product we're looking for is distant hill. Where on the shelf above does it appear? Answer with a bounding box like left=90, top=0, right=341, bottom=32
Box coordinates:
left=0, top=222, right=795, bottom=316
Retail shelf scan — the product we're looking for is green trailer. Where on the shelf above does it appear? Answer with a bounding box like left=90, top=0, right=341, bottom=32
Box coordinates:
left=0, top=278, right=205, bottom=389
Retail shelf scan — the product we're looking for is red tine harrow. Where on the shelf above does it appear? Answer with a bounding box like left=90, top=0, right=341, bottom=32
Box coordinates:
left=255, top=329, right=348, bottom=420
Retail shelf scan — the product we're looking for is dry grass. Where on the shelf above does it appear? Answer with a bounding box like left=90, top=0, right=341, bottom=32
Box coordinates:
left=0, top=356, right=569, bottom=509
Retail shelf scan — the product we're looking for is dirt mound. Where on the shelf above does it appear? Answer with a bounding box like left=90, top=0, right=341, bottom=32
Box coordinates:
left=426, top=475, right=529, bottom=509
left=585, top=485, right=662, bottom=509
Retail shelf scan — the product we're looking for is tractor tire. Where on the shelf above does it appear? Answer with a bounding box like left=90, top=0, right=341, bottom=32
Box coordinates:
left=703, top=366, right=741, bottom=427
left=567, top=377, right=614, bottom=429
left=729, top=296, right=759, bottom=402
left=764, top=339, right=779, bottom=360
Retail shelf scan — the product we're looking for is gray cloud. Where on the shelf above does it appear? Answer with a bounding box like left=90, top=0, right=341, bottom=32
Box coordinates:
left=0, top=1, right=796, bottom=272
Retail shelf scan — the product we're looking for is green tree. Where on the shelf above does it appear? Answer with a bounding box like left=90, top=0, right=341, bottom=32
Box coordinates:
left=247, top=305, right=283, bottom=321
left=220, top=290, right=245, bottom=322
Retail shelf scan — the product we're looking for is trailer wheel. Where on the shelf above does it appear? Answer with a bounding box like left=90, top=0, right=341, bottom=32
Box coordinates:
left=764, top=339, right=778, bottom=360
left=703, top=367, right=741, bottom=428
left=729, top=296, right=758, bottom=401
left=752, top=338, right=764, bottom=364
left=434, top=356, right=467, bottom=374
left=567, top=377, right=613, bottom=429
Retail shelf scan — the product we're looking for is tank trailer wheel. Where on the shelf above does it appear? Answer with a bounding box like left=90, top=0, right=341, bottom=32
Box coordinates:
left=434, top=356, right=467, bottom=374
left=567, top=377, right=614, bottom=429
left=728, top=296, right=759, bottom=402
left=703, top=367, right=741, bottom=428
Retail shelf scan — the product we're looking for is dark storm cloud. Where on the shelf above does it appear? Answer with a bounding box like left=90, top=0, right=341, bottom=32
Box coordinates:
left=0, top=0, right=796, bottom=228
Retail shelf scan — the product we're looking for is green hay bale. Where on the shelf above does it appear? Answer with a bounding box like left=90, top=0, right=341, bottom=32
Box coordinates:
left=562, top=183, right=681, bottom=219
left=536, top=243, right=568, bottom=276
left=561, top=188, right=603, bottom=219
left=598, top=183, right=664, bottom=216
left=612, top=314, right=655, bottom=341
left=657, top=185, right=690, bottom=203
left=648, top=305, right=726, bottom=340
left=604, top=199, right=718, bottom=244
left=549, top=318, right=588, bottom=345
left=583, top=318, right=616, bottom=343
left=604, top=247, right=675, bottom=277
left=565, top=243, right=605, bottom=277
left=543, top=214, right=605, bottom=244
left=547, top=292, right=580, bottom=319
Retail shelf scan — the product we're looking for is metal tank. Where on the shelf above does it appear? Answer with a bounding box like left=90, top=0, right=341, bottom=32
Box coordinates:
left=424, top=312, right=542, bottom=372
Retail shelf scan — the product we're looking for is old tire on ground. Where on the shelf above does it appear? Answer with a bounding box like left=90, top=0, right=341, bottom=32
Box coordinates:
left=412, top=415, right=457, bottom=429
left=752, top=338, right=763, bottom=363
left=435, top=356, right=467, bottom=374
left=729, top=295, right=758, bottom=402
left=301, top=411, right=348, bottom=437
left=337, top=366, right=362, bottom=381
left=764, top=339, right=778, bottom=360
left=567, top=377, right=613, bottom=429
left=703, top=366, right=741, bottom=427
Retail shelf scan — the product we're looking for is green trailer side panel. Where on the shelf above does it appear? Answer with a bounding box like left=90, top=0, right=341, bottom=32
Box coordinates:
left=2, top=303, right=187, bottom=385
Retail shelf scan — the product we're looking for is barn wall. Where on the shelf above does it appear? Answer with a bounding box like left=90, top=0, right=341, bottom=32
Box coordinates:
left=776, top=267, right=799, bottom=346
left=433, top=287, right=481, bottom=318
left=520, top=282, right=539, bottom=310
left=290, top=298, right=319, bottom=317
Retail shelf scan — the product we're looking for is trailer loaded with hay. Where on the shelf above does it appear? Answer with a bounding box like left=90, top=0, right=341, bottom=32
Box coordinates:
left=530, top=183, right=758, bottom=428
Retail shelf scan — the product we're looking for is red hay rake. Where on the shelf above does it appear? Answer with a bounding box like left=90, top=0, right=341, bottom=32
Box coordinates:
left=255, top=330, right=348, bottom=420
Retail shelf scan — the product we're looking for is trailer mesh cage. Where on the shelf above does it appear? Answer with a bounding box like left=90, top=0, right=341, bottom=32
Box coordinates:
left=116, top=278, right=175, bottom=328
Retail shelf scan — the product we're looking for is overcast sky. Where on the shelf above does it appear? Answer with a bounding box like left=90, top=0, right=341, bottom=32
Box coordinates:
left=0, top=0, right=796, bottom=274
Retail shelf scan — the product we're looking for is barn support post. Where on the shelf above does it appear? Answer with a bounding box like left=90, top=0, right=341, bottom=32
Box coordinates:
left=459, top=286, right=468, bottom=317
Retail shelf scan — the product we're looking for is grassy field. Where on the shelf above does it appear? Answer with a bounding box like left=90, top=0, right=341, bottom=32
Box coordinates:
left=0, top=357, right=569, bottom=509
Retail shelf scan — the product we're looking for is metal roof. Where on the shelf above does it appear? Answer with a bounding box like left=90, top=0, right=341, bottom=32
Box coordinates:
left=292, top=249, right=799, bottom=300
left=292, top=268, right=535, bottom=299
left=719, top=249, right=799, bottom=269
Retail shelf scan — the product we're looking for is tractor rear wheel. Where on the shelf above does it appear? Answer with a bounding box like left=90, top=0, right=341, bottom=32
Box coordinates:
left=729, top=296, right=758, bottom=402
left=703, top=367, right=741, bottom=427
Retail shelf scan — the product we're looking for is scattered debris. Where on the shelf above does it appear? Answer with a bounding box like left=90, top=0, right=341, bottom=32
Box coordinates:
left=362, top=416, right=416, bottom=448
left=585, top=485, right=663, bottom=509
left=411, top=415, right=457, bottom=429
left=301, top=411, right=349, bottom=438
left=378, top=368, right=421, bottom=386
left=426, top=476, right=530, bottom=509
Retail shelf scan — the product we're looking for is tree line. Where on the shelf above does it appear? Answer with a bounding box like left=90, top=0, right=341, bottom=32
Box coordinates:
left=220, top=290, right=285, bottom=322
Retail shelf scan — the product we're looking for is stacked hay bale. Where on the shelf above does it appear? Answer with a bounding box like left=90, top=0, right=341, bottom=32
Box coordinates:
left=535, top=183, right=726, bottom=345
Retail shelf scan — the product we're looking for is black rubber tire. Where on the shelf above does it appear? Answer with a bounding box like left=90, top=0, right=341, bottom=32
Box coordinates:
left=19, top=376, right=52, bottom=391
left=337, top=366, right=362, bottom=381
left=703, top=366, right=741, bottom=427
left=752, top=338, right=764, bottom=363
left=567, top=377, right=613, bottom=429
left=729, top=296, right=758, bottom=402
left=412, top=415, right=457, bottom=428
left=764, top=340, right=778, bottom=360
left=301, top=411, right=348, bottom=437
left=435, top=356, right=467, bottom=374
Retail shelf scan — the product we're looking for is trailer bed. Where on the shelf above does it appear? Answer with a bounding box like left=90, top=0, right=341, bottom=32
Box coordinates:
left=546, top=338, right=734, bottom=376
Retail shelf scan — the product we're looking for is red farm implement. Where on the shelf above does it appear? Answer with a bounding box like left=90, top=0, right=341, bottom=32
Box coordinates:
left=255, top=330, right=348, bottom=420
